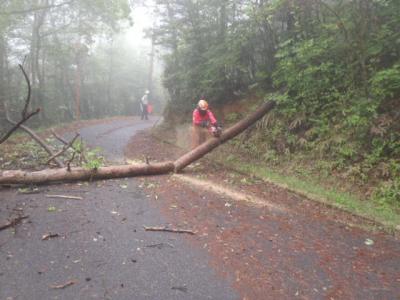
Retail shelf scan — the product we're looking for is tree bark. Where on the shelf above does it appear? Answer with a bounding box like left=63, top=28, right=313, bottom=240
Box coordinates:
left=0, top=101, right=275, bottom=185
left=0, top=162, right=175, bottom=185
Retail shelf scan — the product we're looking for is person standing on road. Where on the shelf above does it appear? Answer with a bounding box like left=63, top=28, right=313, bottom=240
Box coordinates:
left=192, top=99, right=220, bottom=149
left=140, top=90, right=150, bottom=120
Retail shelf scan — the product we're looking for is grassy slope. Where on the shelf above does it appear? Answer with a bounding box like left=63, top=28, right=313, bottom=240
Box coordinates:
left=160, top=96, right=400, bottom=232
left=209, top=148, right=400, bottom=232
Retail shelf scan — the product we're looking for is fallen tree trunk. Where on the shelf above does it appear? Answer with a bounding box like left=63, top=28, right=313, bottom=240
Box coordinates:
left=0, top=162, right=174, bottom=185
left=174, top=100, right=276, bottom=172
left=0, top=101, right=275, bottom=185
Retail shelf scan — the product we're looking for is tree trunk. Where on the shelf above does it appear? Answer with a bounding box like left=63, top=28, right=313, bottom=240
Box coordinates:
left=0, top=162, right=175, bottom=185
left=0, top=101, right=275, bottom=185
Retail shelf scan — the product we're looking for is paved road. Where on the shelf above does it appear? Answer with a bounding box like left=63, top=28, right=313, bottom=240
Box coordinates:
left=0, top=117, right=238, bottom=300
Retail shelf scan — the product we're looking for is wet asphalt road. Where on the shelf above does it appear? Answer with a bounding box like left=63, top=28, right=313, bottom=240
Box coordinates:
left=0, top=117, right=238, bottom=300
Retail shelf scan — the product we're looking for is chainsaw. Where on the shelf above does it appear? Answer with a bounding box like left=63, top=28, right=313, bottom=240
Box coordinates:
left=210, top=124, right=223, bottom=137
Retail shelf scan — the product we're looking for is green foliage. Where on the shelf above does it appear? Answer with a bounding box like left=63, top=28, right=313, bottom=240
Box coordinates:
left=373, top=178, right=400, bottom=208
left=83, top=147, right=104, bottom=170
left=73, top=141, right=104, bottom=170
left=370, top=64, right=400, bottom=100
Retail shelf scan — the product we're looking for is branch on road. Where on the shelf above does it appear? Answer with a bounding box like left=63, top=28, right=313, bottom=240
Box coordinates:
left=143, top=226, right=196, bottom=235
left=0, top=215, right=29, bottom=231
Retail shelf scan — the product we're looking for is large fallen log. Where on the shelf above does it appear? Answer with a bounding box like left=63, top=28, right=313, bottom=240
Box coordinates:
left=0, top=162, right=175, bottom=185
left=0, top=101, right=275, bottom=185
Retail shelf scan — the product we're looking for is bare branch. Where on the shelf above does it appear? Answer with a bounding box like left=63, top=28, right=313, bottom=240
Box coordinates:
left=0, top=64, right=38, bottom=145
left=51, top=129, right=69, bottom=145
left=46, top=133, right=80, bottom=165
left=67, top=151, right=76, bottom=171
left=6, top=114, right=65, bottom=167
left=1, top=1, right=75, bottom=15
left=0, top=216, right=29, bottom=231
left=143, top=226, right=195, bottom=235
left=0, top=108, right=40, bottom=145
left=19, top=64, right=31, bottom=118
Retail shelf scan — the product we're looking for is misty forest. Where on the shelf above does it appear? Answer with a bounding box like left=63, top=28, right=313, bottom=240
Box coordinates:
left=1, top=0, right=399, bottom=215
left=0, top=0, right=400, bottom=298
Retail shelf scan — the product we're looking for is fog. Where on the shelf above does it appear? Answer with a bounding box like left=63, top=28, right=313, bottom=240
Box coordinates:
left=0, top=1, right=165, bottom=128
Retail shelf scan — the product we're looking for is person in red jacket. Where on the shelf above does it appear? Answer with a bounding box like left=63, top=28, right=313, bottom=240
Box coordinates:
left=192, top=99, right=220, bottom=149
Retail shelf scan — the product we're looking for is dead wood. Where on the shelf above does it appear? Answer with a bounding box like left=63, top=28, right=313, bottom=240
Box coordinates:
left=0, top=162, right=175, bottom=185
left=45, top=133, right=79, bottom=165
left=143, top=226, right=195, bottom=235
left=0, top=215, right=29, bottom=231
left=50, top=280, right=76, bottom=289
left=51, top=129, right=69, bottom=145
left=19, top=64, right=31, bottom=118
left=5, top=119, right=65, bottom=168
left=42, top=233, right=61, bottom=240
left=0, top=109, right=40, bottom=145
left=0, top=64, right=40, bottom=145
left=45, top=194, right=83, bottom=200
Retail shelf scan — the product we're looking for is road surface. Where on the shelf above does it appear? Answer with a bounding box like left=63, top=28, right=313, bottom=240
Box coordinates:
left=0, top=117, right=238, bottom=300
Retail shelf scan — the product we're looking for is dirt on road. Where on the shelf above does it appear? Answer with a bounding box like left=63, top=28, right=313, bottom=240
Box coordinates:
left=125, top=129, right=400, bottom=300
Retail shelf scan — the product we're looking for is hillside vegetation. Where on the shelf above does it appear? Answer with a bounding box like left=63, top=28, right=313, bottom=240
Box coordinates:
left=153, top=0, right=399, bottom=213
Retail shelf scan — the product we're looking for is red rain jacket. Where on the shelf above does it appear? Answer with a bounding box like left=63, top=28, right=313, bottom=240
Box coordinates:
left=192, top=108, right=217, bottom=126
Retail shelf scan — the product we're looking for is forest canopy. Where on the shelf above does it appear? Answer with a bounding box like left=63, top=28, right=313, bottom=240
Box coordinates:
left=0, top=0, right=160, bottom=128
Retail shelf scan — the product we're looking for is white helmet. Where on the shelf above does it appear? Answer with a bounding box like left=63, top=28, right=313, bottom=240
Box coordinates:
left=145, top=90, right=150, bottom=94
left=198, top=99, right=208, bottom=110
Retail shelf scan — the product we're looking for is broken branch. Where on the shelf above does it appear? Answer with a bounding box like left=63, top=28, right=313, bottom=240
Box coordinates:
left=45, top=133, right=79, bottom=165
left=0, top=64, right=38, bottom=145
left=5, top=115, right=65, bottom=168
left=45, top=194, right=82, bottom=200
left=0, top=215, right=29, bottom=231
left=51, top=129, right=69, bottom=145
left=0, top=108, right=40, bottom=144
left=19, top=64, right=31, bottom=118
left=50, top=280, right=76, bottom=289
left=42, top=233, right=61, bottom=240
left=143, top=226, right=195, bottom=235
